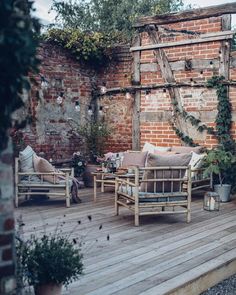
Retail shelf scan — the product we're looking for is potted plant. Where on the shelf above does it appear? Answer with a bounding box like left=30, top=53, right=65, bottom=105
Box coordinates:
left=78, top=121, right=111, bottom=187
left=17, top=232, right=83, bottom=295
left=204, top=148, right=236, bottom=202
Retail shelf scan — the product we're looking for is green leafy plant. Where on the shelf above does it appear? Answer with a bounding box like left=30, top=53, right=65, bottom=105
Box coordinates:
left=20, top=234, right=83, bottom=287
left=79, top=121, right=111, bottom=163
left=16, top=216, right=84, bottom=290
left=44, top=28, right=120, bottom=66
left=203, top=148, right=236, bottom=186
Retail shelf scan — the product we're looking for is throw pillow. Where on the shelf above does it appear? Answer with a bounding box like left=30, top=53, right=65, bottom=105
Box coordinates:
left=121, top=151, right=148, bottom=168
left=142, top=142, right=171, bottom=153
left=171, top=146, right=203, bottom=154
left=33, top=154, right=61, bottom=183
left=19, top=145, right=35, bottom=173
left=141, top=152, right=192, bottom=193
left=185, top=152, right=206, bottom=178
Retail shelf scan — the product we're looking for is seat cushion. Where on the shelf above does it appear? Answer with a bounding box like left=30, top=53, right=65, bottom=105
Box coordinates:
left=141, top=152, right=192, bottom=193
left=171, top=146, right=203, bottom=154
left=139, top=192, right=187, bottom=203
left=121, top=151, right=148, bottom=168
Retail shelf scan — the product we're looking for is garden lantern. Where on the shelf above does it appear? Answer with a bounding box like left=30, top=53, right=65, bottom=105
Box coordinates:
left=203, top=191, right=220, bottom=211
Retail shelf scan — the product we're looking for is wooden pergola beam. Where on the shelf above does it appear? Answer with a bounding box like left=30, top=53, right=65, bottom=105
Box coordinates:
left=134, top=2, right=236, bottom=28
left=130, top=30, right=234, bottom=52
left=99, top=81, right=236, bottom=96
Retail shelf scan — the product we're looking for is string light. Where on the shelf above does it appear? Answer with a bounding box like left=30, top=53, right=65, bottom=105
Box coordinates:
left=145, top=90, right=151, bottom=99
left=56, top=92, right=63, bottom=105
left=200, top=70, right=203, bottom=78
left=99, top=106, right=103, bottom=115
left=125, top=92, right=131, bottom=99
left=88, top=105, right=93, bottom=115
left=40, top=75, right=49, bottom=89
left=75, top=101, right=80, bottom=112
left=209, top=61, right=214, bottom=69
left=100, top=86, right=107, bottom=94
left=219, top=50, right=223, bottom=59
left=190, top=78, right=194, bottom=87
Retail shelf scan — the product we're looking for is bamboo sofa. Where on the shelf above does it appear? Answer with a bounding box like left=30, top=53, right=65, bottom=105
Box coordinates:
left=115, top=151, right=211, bottom=226
left=15, top=146, right=75, bottom=208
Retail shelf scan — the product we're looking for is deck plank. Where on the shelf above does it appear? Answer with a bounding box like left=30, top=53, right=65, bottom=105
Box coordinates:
left=16, top=189, right=236, bottom=295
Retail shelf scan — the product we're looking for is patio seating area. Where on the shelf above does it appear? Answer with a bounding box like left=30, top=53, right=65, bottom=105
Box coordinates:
left=16, top=188, right=236, bottom=295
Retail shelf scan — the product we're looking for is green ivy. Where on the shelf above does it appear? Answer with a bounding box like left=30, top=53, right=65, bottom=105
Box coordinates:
left=0, top=0, right=40, bottom=152
left=207, top=76, right=235, bottom=152
left=44, top=28, right=122, bottom=67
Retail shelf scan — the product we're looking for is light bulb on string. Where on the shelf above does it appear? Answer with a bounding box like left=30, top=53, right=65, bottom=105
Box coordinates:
left=125, top=92, right=131, bottom=99
left=40, top=75, right=49, bottom=89
left=145, top=90, right=151, bottom=99
left=88, top=105, right=93, bottom=115
left=56, top=92, right=63, bottom=105
left=75, top=101, right=80, bottom=112
left=99, top=106, right=103, bottom=115
left=200, top=70, right=203, bottom=78
left=100, top=86, right=107, bottom=94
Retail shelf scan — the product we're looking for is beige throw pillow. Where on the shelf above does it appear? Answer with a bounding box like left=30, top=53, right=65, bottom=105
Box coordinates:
left=33, top=154, right=61, bottom=183
left=171, top=146, right=203, bottom=154
left=121, top=151, right=148, bottom=168
left=141, top=152, right=192, bottom=193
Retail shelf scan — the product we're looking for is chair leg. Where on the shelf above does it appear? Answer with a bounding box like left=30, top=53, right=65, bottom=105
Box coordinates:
left=115, top=182, right=119, bottom=215
left=187, top=210, right=191, bottom=223
left=135, top=214, right=139, bottom=226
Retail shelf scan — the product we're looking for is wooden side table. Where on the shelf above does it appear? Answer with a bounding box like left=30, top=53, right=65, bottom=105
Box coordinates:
left=92, top=171, right=136, bottom=201
left=92, top=172, right=116, bottom=201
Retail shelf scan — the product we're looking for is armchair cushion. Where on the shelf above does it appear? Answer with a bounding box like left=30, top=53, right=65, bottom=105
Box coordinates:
left=121, top=151, right=148, bottom=168
left=171, top=146, right=203, bottom=154
left=141, top=152, right=192, bottom=193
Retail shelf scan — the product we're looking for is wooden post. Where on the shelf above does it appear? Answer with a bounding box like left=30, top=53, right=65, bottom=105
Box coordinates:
left=132, top=32, right=141, bottom=150
left=219, top=14, right=231, bottom=79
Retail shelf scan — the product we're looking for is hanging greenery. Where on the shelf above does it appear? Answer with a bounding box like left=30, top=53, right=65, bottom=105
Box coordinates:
left=171, top=75, right=236, bottom=150
left=207, top=76, right=235, bottom=152
left=44, top=28, right=122, bottom=67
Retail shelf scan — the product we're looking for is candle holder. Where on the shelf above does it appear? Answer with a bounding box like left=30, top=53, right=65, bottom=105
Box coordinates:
left=203, top=191, right=220, bottom=211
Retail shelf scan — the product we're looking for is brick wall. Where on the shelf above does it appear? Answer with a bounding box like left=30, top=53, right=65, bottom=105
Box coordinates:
left=97, top=46, right=133, bottom=152
left=14, top=15, right=236, bottom=158
left=139, top=15, right=235, bottom=149
left=0, top=142, right=15, bottom=294
left=16, top=42, right=99, bottom=160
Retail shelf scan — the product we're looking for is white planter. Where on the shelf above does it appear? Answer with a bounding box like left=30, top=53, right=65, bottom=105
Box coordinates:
left=214, top=184, right=231, bottom=202
left=34, top=283, right=62, bottom=295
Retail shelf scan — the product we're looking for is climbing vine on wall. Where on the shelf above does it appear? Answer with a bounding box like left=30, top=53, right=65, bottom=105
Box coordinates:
left=172, top=75, right=235, bottom=150
left=207, top=76, right=235, bottom=152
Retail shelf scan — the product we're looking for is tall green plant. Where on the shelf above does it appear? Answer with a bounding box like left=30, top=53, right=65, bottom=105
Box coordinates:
left=51, top=0, right=185, bottom=39
left=0, top=0, right=40, bottom=152
left=78, top=121, right=111, bottom=163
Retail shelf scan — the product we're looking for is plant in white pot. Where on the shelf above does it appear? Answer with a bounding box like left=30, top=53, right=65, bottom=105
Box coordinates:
left=17, top=231, right=83, bottom=295
left=204, top=148, right=236, bottom=202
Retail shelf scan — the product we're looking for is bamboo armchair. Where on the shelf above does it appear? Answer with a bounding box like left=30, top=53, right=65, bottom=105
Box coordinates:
left=115, top=166, right=211, bottom=226
left=15, top=158, right=74, bottom=208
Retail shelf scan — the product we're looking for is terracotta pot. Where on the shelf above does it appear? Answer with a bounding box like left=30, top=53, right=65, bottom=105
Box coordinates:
left=83, top=164, right=100, bottom=187
left=34, top=283, right=62, bottom=295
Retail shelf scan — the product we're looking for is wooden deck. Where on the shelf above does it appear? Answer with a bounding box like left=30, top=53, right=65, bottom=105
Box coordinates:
left=16, top=188, right=236, bottom=295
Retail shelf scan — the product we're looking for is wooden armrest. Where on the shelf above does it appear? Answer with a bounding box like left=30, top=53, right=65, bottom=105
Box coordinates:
left=116, top=178, right=136, bottom=187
